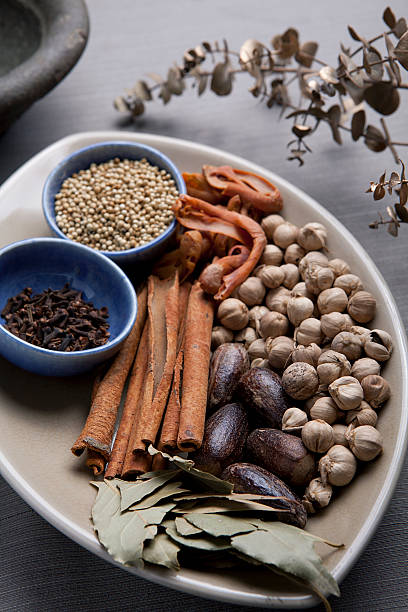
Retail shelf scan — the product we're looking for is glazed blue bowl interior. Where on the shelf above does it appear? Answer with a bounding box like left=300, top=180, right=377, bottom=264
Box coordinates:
left=0, top=238, right=137, bottom=377
left=42, top=141, right=186, bottom=266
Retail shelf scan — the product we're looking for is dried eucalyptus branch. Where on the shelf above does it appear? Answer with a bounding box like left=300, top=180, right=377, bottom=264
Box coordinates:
left=115, top=6, right=408, bottom=235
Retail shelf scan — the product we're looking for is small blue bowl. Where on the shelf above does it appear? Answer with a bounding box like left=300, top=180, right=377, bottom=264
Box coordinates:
left=42, top=141, right=186, bottom=266
left=0, top=238, right=137, bottom=376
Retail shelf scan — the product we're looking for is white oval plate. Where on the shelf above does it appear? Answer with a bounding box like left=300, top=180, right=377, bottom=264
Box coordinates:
left=0, top=131, right=407, bottom=609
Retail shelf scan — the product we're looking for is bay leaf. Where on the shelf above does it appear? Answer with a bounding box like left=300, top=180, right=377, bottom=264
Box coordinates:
left=91, top=481, right=121, bottom=534
left=175, top=516, right=203, bottom=536
left=174, top=497, right=283, bottom=514
left=129, top=481, right=189, bottom=511
left=231, top=522, right=341, bottom=599
left=166, top=525, right=231, bottom=551
left=142, top=533, right=180, bottom=569
left=92, top=477, right=175, bottom=566
left=185, top=513, right=257, bottom=537
left=117, top=471, right=179, bottom=511
left=148, top=446, right=234, bottom=494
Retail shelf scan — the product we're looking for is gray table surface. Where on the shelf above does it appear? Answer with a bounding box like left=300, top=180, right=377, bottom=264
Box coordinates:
left=1, top=1, right=408, bottom=610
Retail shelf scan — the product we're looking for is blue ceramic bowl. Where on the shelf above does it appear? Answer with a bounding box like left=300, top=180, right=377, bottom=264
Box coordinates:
left=0, top=238, right=137, bottom=376
left=42, top=141, right=186, bottom=266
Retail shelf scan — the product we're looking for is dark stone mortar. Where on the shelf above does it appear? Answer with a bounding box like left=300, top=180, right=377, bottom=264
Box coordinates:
left=0, top=0, right=89, bottom=133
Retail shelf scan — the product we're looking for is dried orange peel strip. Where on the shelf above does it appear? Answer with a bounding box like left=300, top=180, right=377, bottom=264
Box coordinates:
left=203, top=164, right=283, bottom=213
left=173, top=194, right=266, bottom=301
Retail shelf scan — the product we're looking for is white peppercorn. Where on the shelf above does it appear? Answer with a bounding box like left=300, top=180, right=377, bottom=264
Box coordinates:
left=54, top=157, right=178, bottom=251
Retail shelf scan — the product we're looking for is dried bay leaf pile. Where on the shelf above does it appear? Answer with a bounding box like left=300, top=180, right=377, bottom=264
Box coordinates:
left=92, top=447, right=341, bottom=610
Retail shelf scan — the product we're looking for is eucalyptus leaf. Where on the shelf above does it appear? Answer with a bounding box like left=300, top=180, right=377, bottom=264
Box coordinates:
left=239, top=39, right=265, bottom=76
left=166, top=525, right=231, bottom=551
left=395, top=201, right=408, bottom=222
left=166, top=67, right=185, bottom=95
left=231, top=523, right=341, bottom=599
left=142, top=533, right=180, bottom=569
left=364, top=82, right=400, bottom=115
left=351, top=109, right=365, bottom=141
left=399, top=182, right=408, bottom=205
left=117, top=471, right=179, bottom=511
left=296, top=41, right=318, bottom=68
left=185, top=513, right=257, bottom=537
left=383, top=7, right=396, bottom=29
left=211, top=62, right=233, bottom=96
left=132, top=80, right=152, bottom=101
left=319, top=66, right=339, bottom=85
left=394, top=31, right=408, bottom=70
left=364, top=125, right=387, bottom=152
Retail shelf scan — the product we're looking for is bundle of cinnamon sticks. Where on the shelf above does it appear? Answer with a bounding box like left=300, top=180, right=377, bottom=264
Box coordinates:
left=71, top=274, right=214, bottom=478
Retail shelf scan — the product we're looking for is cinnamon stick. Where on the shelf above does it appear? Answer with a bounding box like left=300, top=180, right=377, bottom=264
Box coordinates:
left=157, top=281, right=191, bottom=452
left=177, top=281, right=215, bottom=452
left=86, top=450, right=106, bottom=476
left=105, top=321, right=150, bottom=478
left=71, top=285, right=147, bottom=461
left=131, top=274, right=179, bottom=452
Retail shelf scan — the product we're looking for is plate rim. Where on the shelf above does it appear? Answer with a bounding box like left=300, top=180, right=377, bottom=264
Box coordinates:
left=1, top=129, right=407, bottom=609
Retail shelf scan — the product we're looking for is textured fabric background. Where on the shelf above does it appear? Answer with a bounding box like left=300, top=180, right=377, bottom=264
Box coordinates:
left=1, top=1, right=407, bottom=610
